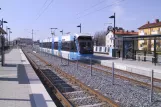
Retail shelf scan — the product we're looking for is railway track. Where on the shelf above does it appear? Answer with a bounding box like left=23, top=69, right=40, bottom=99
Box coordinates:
left=76, top=62, right=161, bottom=92
left=36, top=50, right=161, bottom=92
left=23, top=49, right=119, bottom=107
left=77, top=60, right=161, bottom=92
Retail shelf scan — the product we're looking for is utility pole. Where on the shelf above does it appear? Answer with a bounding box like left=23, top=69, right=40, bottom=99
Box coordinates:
left=109, top=13, right=116, bottom=48
left=77, top=23, right=81, bottom=33
left=7, top=28, right=11, bottom=47
left=32, top=29, right=34, bottom=49
left=6, top=26, right=8, bottom=46
left=1, top=18, right=8, bottom=66
left=114, top=13, right=115, bottom=48
left=60, top=30, right=63, bottom=35
left=50, top=28, right=57, bottom=55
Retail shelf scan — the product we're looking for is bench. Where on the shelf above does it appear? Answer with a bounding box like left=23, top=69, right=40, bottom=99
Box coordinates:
left=135, top=54, right=155, bottom=63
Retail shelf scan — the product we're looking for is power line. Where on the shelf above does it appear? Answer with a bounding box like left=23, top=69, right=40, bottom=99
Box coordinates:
left=77, top=0, right=125, bottom=19
left=36, top=0, right=49, bottom=16
left=76, top=0, right=107, bottom=16
left=35, top=0, right=55, bottom=21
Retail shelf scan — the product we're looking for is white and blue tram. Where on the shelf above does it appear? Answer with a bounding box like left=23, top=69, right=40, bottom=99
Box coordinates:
left=39, top=33, right=93, bottom=60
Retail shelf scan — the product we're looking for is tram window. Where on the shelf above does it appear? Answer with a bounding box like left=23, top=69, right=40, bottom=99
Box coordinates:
left=46, top=42, right=48, bottom=48
left=46, top=43, right=48, bottom=48
left=87, top=42, right=92, bottom=48
left=45, top=42, right=47, bottom=48
left=80, top=42, right=91, bottom=48
left=49, top=42, right=52, bottom=49
left=62, top=42, right=70, bottom=51
left=80, top=42, right=86, bottom=48
left=71, top=41, right=77, bottom=52
left=54, top=42, right=58, bottom=49
left=43, top=43, right=45, bottom=48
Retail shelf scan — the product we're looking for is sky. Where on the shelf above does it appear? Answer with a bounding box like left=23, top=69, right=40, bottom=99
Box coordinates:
left=1, top=0, right=161, bottom=41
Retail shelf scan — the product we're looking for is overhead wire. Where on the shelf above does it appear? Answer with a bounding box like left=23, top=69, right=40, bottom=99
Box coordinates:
left=76, top=0, right=107, bottom=16
left=36, top=0, right=49, bottom=15
left=77, top=0, right=125, bottom=19
left=35, top=0, right=55, bottom=21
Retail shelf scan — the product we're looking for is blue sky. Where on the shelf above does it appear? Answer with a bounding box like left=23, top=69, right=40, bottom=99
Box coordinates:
left=1, top=0, right=161, bottom=41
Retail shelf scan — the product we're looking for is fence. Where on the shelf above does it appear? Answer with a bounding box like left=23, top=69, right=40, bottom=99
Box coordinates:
left=93, top=46, right=110, bottom=53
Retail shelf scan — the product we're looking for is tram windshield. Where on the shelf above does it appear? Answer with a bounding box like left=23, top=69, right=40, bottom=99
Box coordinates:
left=78, top=36, right=93, bottom=54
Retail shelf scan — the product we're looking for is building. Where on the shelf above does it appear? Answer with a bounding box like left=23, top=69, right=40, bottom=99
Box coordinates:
left=105, top=28, right=138, bottom=57
left=13, top=38, right=32, bottom=46
left=106, top=29, right=138, bottom=49
left=138, top=19, right=161, bottom=51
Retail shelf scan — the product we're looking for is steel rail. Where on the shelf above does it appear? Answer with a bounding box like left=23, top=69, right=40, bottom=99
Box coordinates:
left=23, top=50, right=74, bottom=107
left=31, top=52, right=119, bottom=107
left=38, top=52, right=161, bottom=92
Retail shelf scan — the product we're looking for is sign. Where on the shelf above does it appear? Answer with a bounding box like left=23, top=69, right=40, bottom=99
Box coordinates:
left=108, top=26, right=113, bottom=31
left=110, top=37, right=117, bottom=40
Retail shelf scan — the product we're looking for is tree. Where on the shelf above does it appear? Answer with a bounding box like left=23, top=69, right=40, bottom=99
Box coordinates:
left=94, top=30, right=108, bottom=46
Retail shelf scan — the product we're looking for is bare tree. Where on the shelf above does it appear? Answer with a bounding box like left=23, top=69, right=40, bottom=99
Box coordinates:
left=94, top=30, right=108, bottom=46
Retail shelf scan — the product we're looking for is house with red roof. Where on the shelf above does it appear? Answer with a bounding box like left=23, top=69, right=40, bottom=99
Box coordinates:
left=138, top=19, right=161, bottom=51
left=106, top=28, right=138, bottom=48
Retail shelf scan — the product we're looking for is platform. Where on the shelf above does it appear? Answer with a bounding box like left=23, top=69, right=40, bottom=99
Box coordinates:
left=93, top=53, right=161, bottom=79
left=0, top=48, right=56, bottom=107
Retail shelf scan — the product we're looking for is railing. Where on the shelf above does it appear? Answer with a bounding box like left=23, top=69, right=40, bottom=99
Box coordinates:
left=135, top=50, right=161, bottom=63
left=93, top=46, right=110, bottom=53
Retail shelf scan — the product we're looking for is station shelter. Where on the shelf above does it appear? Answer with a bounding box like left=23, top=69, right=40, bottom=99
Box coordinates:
left=122, top=34, right=161, bottom=65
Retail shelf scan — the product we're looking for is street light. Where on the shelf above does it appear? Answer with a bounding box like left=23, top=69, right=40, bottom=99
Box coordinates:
left=60, top=30, right=63, bottom=35
left=109, top=13, right=116, bottom=48
left=0, top=18, right=8, bottom=66
left=77, top=23, right=81, bottom=33
left=1, top=18, right=8, bottom=28
left=50, top=28, right=57, bottom=55
left=7, top=28, right=11, bottom=46
left=50, top=28, right=58, bottom=36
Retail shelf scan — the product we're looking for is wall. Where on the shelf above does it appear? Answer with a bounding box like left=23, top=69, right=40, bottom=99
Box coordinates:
left=106, top=31, right=114, bottom=47
left=138, top=27, right=161, bottom=51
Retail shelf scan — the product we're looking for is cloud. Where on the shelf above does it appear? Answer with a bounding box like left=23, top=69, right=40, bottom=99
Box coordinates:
left=109, top=1, right=137, bottom=21
left=110, top=4, right=125, bottom=18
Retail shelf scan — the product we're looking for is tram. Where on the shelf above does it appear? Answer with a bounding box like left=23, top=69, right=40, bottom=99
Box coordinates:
left=40, top=33, right=93, bottom=60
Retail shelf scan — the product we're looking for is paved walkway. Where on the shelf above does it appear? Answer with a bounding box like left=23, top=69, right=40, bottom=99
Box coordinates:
left=0, top=48, right=56, bottom=107
left=93, top=53, right=161, bottom=79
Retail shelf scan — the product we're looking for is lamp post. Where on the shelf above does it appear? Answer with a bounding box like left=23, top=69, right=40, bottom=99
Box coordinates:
left=7, top=28, right=11, bottom=46
left=1, top=18, right=8, bottom=29
left=109, top=13, right=116, bottom=48
left=50, top=28, right=57, bottom=55
left=0, top=18, right=8, bottom=66
left=50, top=28, right=58, bottom=37
left=9, top=31, right=12, bottom=47
left=77, top=23, right=81, bottom=33
left=60, top=30, right=63, bottom=35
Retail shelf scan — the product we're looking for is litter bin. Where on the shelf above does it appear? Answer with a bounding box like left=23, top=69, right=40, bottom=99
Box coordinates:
left=112, top=49, right=118, bottom=57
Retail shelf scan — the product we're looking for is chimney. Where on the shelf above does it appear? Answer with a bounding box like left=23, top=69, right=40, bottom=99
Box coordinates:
left=127, top=30, right=128, bottom=32
left=131, top=30, right=134, bottom=32
left=155, top=19, right=159, bottom=23
left=121, top=29, right=124, bottom=32
left=147, top=21, right=150, bottom=24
